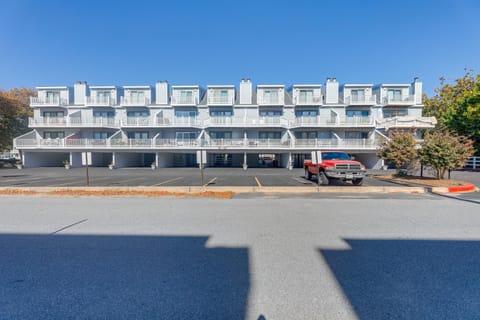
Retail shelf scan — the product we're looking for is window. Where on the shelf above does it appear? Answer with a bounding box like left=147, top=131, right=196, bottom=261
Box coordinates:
left=299, top=90, right=313, bottom=103
left=175, top=110, right=197, bottom=117
left=260, top=110, right=282, bottom=117
left=346, top=110, right=369, bottom=117
left=383, top=109, right=407, bottom=118
left=295, top=131, right=317, bottom=139
left=93, top=132, right=109, bottom=139
left=264, top=90, right=279, bottom=103
left=295, top=110, right=317, bottom=117
left=93, top=111, right=114, bottom=118
left=127, top=111, right=149, bottom=117
left=43, top=111, right=64, bottom=117
left=127, top=132, right=149, bottom=139
left=351, top=89, right=365, bottom=102
left=43, top=132, right=65, bottom=139
left=45, top=91, right=60, bottom=100
left=259, top=132, right=281, bottom=139
left=129, top=90, right=145, bottom=102
left=387, top=89, right=402, bottom=101
left=175, top=132, right=197, bottom=140
left=209, top=131, right=232, bottom=139
left=210, top=110, right=233, bottom=117
left=96, top=91, right=111, bottom=99
left=345, top=132, right=368, bottom=139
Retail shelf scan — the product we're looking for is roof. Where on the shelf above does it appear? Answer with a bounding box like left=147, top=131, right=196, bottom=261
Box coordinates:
left=36, top=86, right=68, bottom=90
left=90, top=86, right=117, bottom=89
left=123, top=85, right=151, bottom=89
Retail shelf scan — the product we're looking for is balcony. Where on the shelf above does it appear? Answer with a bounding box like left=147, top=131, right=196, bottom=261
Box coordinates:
left=383, top=95, right=415, bottom=105
left=171, top=95, right=198, bottom=106
left=208, top=95, right=234, bottom=105
left=85, top=96, right=116, bottom=107
left=29, top=117, right=67, bottom=127
left=294, top=96, right=322, bottom=105
left=30, top=97, right=68, bottom=106
left=123, top=117, right=153, bottom=127
left=376, top=116, right=437, bottom=129
left=344, top=95, right=377, bottom=105
left=120, top=96, right=150, bottom=106
left=294, top=139, right=378, bottom=149
left=339, top=116, right=374, bottom=126
left=207, top=139, right=289, bottom=149
left=293, top=116, right=320, bottom=127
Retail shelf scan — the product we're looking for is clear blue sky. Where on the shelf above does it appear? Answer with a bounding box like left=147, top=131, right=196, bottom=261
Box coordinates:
left=1, top=0, right=479, bottom=95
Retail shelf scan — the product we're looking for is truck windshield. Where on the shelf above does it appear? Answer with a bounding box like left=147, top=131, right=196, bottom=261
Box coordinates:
left=322, top=152, right=351, bottom=160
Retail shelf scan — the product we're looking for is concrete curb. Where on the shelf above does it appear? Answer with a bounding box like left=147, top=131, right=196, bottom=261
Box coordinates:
left=431, top=183, right=477, bottom=194
left=0, top=186, right=425, bottom=196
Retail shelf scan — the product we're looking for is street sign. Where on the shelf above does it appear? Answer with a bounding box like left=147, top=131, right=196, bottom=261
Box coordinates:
left=82, top=152, right=92, bottom=166
left=196, top=150, right=207, bottom=164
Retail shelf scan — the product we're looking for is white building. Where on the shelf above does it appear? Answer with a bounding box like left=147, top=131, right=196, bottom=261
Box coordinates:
left=14, top=78, right=436, bottom=169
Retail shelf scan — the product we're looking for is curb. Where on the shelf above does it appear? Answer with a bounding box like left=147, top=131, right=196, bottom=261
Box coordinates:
left=0, top=186, right=426, bottom=196
left=431, top=183, right=477, bottom=194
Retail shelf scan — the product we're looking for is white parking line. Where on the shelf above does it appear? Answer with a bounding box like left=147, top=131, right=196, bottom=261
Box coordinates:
left=204, top=177, right=217, bottom=187
left=254, top=176, right=262, bottom=187
left=291, top=177, right=313, bottom=185
left=151, top=177, right=184, bottom=186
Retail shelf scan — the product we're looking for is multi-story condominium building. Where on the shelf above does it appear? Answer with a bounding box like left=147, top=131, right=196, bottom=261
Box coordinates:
left=14, top=78, right=436, bottom=169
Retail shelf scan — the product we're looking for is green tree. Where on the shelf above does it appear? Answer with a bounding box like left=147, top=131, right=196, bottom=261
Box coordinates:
left=0, top=88, right=34, bottom=151
left=377, top=131, right=418, bottom=174
left=418, top=131, right=474, bottom=179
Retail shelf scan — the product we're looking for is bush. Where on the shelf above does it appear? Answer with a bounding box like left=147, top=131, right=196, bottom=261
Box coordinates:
left=418, top=131, right=474, bottom=179
left=377, top=131, right=418, bottom=174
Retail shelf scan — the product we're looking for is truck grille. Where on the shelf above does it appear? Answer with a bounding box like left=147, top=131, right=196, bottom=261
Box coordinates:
left=335, top=164, right=361, bottom=170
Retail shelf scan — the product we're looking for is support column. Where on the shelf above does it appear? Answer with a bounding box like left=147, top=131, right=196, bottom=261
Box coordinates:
left=243, top=152, right=248, bottom=170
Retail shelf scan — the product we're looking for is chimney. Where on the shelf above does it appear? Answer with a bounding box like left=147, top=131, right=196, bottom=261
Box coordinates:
left=74, top=81, right=88, bottom=105
left=412, top=77, right=422, bottom=105
left=324, top=78, right=339, bottom=104
left=156, top=80, right=169, bottom=104
left=239, top=79, right=252, bottom=104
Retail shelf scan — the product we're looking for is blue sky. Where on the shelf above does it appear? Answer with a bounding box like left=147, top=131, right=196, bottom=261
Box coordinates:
left=1, top=0, right=479, bottom=95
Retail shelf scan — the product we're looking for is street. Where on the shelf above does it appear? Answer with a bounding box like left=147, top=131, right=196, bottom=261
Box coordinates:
left=0, top=193, right=479, bottom=319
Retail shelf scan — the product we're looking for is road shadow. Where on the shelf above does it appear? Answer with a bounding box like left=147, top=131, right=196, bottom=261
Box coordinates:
left=0, top=234, right=249, bottom=320
left=320, top=239, right=480, bottom=320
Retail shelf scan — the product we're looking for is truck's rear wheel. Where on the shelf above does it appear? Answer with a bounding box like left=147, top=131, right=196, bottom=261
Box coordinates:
left=352, top=178, right=363, bottom=186
left=318, top=172, right=330, bottom=185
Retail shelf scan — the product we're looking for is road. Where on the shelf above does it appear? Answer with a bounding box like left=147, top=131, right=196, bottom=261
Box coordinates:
left=0, top=193, right=479, bottom=319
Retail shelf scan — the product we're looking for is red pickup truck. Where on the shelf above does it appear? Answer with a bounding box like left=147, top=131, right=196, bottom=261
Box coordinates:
left=304, top=151, right=366, bottom=185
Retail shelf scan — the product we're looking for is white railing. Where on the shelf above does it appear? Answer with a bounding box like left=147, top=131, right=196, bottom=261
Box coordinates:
left=294, top=139, right=378, bottom=149
left=91, top=117, right=117, bottom=127
left=293, top=116, right=320, bottom=126
left=174, top=117, right=202, bottom=126
left=65, top=138, right=108, bottom=147
left=155, top=139, right=200, bottom=148
left=123, top=117, right=153, bottom=126
left=377, top=116, right=437, bottom=129
left=209, top=116, right=233, bottom=126
left=30, top=97, right=68, bottom=106
left=383, top=95, right=415, bottom=105
left=85, top=96, right=116, bottom=106
left=344, top=95, right=377, bottom=105
left=29, top=117, right=67, bottom=126
left=340, top=116, right=373, bottom=126
left=171, top=95, right=198, bottom=105
left=120, top=96, right=150, bottom=106
left=208, top=95, right=234, bottom=105
left=294, top=96, right=322, bottom=105
left=464, top=156, right=480, bottom=169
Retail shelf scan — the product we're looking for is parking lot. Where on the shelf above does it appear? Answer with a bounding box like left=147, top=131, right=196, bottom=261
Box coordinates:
left=0, top=167, right=399, bottom=187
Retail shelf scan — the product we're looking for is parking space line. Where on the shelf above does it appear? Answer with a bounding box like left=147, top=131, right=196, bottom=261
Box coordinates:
left=291, top=176, right=314, bottom=185
left=204, top=177, right=217, bottom=187
left=108, top=176, right=147, bottom=186
left=254, top=176, right=262, bottom=187
left=152, top=177, right=184, bottom=186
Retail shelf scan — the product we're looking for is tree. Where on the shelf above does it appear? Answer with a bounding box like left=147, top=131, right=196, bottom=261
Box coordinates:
left=377, top=131, right=418, bottom=173
left=0, top=88, right=34, bottom=151
left=418, top=131, right=474, bottom=179
left=423, top=70, right=480, bottom=153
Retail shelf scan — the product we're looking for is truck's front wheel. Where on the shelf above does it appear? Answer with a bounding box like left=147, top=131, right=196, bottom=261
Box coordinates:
left=352, top=178, right=363, bottom=186
left=318, top=172, right=330, bottom=185
left=306, top=169, right=312, bottom=180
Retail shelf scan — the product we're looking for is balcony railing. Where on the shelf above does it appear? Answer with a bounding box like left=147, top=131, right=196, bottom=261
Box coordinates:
left=85, top=96, right=116, bottom=106
left=123, top=117, right=153, bottom=126
left=340, top=116, right=374, bottom=126
left=344, top=95, right=377, bottom=105
left=294, top=139, right=378, bottom=149
left=294, top=96, right=322, bottom=105
left=208, top=95, right=234, bottom=105
left=29, top=117, right=67, bottom=127
left=383, top=95, right=415, bottom=105
left=171, top=95, right=198, bottom=105
left=30, top=97, right=68, bottom=106
left=258, top=96, right=283, bottom=105
left=293, top=116, right=320, bottom=126
left=120, top=96, right=150, bottom=106
left=376, top=116, right=437, bottom=129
